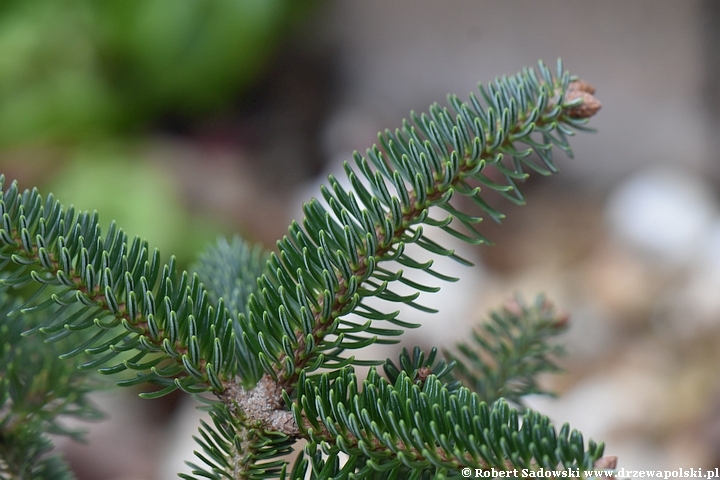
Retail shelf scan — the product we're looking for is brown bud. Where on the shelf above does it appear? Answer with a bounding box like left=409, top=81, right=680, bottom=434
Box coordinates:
left=416, top=366, right=432, bottom=384
left=568, top=79, right=596, bottom=94
left=565, top=90, right=602, bottom=119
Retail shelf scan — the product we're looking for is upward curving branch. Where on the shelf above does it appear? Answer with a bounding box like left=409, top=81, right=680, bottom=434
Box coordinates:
left=238, top=59, right=601, bottom=397
left=0, top=60, right=604, bottom=479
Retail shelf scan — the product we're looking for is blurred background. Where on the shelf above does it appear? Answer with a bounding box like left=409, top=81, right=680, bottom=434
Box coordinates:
left=3, top=0, right=720, bottom=477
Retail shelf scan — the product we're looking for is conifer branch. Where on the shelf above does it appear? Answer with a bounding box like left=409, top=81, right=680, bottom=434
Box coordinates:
left=447, top=294, right=568, bottom=406
left=1, top=293, right=102, bottom=480
left=287, top=368, right=605, bottom=476
left=239, top=60, right=601, bottom=398
left=181, top=401, right=293, bottom=480
left=0, top=60, right=608, bottom=478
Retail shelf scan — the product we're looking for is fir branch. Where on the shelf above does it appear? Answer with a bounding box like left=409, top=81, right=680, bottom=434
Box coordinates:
left=446, top=294, right=568, bottom=406
left=0, top=60, right=605, bottom=478
left=181, top=401, right=293, bottom=480
left=0, top=293, right=102, bottom=479
left=239, top=60, right=601, bottom=394
left=289, top=367, right=605, bottom=476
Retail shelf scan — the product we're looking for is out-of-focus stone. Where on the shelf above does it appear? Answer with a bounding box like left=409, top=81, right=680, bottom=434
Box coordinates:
left=581, top=241, right=665, bottom=321
left=605, top=169, right=717, bottom=266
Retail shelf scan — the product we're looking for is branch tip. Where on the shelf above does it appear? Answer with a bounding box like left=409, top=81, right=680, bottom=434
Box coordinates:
left=566, top=79, right=601, bottom=118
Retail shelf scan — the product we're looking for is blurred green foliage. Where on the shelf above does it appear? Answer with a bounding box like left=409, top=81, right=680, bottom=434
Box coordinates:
left=0, top=0, right=309, bottom=267
left=47, top=148, right=224, bottom=266
left=0, top=0, right=307, bottom=147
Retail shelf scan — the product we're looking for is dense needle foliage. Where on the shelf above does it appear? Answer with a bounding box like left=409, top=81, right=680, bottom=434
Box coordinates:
left=0, top=60, right=607, bottom=479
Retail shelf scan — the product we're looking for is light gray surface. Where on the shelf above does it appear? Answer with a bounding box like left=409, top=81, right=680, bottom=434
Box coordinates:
left=314, top=1, right=709, bottom=189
